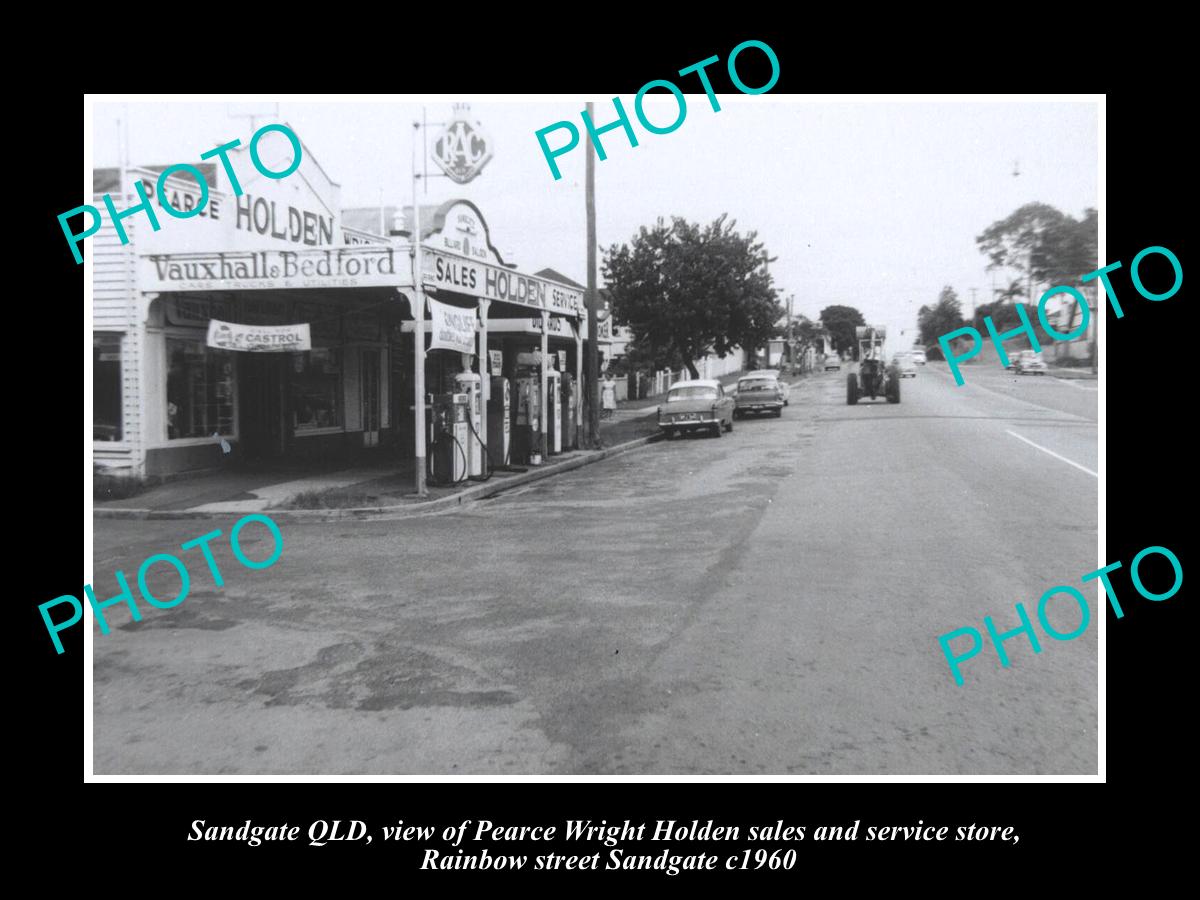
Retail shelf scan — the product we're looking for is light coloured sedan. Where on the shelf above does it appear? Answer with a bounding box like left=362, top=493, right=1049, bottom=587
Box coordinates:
left=755, top=369, right=791, bottom=404
left=657, top=379, right=735, bottom=439
left=732, top=374, right=785, bottom=418
left=891, top=353, right=918, bottom=378
left=910, top=348, right=927, bottom=365
left=823, top=355, right=842, bottom=372
left=1015, top=350, right=1048, bottom=375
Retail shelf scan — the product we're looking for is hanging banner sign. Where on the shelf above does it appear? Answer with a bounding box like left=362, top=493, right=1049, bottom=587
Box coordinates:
left=557, top=350, right=568, bottom=372
left=427, top=297, right=477, bottom=354
left=489, top=350, right=503, bottom=376
left=206, top=319, right=311, bottom=352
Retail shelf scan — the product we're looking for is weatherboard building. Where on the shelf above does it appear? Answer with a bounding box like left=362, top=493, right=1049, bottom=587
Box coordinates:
left=91, top=124, right=589, bottom=483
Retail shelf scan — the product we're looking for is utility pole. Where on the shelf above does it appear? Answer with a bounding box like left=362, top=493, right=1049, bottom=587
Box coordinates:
left=969, top=287, right=978, bottom=322
left=585, top=101, right=601, bottom=450
left=787, top=294, right=795, bottom=370
left=411, top=120, right=427, bottom=497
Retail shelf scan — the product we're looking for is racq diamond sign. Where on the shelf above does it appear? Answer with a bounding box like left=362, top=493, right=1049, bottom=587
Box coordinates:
left=432, top=107, right=494, bottom=184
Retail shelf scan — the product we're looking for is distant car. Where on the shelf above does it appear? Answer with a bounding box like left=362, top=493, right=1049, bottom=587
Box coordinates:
left=891, top=352, right=918, bottom=378
left=910, top=348, right=927, bottom=365
left=1015, top=350, right=1048, bottom=375
left=657, top=379, right=735, bottom=438
left=823, top=355, right=842, bottom=371
left=755, top=369, right=791, bottom=404
left=732, top=374, right=785, bottom=418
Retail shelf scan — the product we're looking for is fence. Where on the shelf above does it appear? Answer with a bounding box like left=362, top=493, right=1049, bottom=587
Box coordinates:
left=629, top=348, right=749, bottom=399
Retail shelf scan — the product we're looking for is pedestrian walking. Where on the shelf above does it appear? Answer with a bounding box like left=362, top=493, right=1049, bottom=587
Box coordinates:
left=601, top=373, right=617, bottom=418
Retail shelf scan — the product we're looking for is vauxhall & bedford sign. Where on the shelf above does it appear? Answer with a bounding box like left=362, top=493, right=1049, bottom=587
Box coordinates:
left=140, top=247, right=400, bottom=291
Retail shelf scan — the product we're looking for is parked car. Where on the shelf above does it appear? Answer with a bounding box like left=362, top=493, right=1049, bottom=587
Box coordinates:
left=657, top=379, right=735, bottom=438
left=755, top=369, right=791, bottom=404
left=1015, top=350, right=1048, bottom=375
left=891, top=352, right=918, bottom=378
left=824, top=355, right=842, bottom=371
left=910, top=348, right=927, bottom=365
left=732, top=374, right=785, bottom=418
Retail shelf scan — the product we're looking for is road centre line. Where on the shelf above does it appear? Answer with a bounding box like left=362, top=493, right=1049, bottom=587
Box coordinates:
left=1005, top=430, right=1098, bottom=478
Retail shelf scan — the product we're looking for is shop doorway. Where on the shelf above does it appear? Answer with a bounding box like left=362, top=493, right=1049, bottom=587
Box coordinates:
left=361, top=349, right=381, bottom=447
left=238, top=354, right=287, bottom=459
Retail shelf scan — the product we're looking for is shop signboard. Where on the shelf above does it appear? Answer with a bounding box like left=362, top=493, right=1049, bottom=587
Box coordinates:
left=530, top=316, right=570, bottom=335
left=427, top=297, right=476, bottom=355
left=206, top=319, right=312, bottom=352
left=165, top=295, right=235, bottom=326
left=426, top=201, right=504, bottom=265
left=422, top=247, right=582, bottom=317
left=130, top=131, right=356, bottom=255
left=488, top=350, right=503, bottom=376
left=140, top=247, right=404, bottom=292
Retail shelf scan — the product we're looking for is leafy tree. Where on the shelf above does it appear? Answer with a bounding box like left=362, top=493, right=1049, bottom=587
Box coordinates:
left=917, top=286, right=967, bottom=347
left=1037, top=207, right=1098, bottom=284
left=994, top=278, right=1027, bottom=304
left=602, top=215, right=781, bottom=379
left=775, top=314, right=822, bottom=370
left=971, top=301, right=1038, bottom=350
left=819, top=304, right=866, bottom=357
left=976, top=203, right=1099, bottom=301
left=791, top=315, right=820, bottom=355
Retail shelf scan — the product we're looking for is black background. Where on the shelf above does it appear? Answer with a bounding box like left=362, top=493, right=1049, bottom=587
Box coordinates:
left=19, top=20, right=1189, bottom=879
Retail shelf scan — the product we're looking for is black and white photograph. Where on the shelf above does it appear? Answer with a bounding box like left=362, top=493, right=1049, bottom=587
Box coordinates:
left=80, top=93, right=1104, bottom=776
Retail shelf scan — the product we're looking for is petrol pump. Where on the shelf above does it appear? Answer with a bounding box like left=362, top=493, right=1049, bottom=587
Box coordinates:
left=561, top=372, right=577, bottom=450
left=428, top=392, right=469, bottom=484
left=453, top=369, right=483, bottom=477
left=545, top=369, right=562, bottom=455
left=487, top=375, right=511, bottom=466
left=512, top=353, right=542, bottom=465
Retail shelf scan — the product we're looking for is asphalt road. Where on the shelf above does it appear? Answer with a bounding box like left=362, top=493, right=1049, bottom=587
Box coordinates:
left=91, top=362, right=1098, bottom=774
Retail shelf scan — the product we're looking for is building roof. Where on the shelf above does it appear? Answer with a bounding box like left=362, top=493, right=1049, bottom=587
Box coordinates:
left=533, top=267, right=585, bottom=289
left=95, top=163, right=220, bottom=194
left=341, top=206, right=400, bottom=236
left=668, top=379, right=721, bottom=390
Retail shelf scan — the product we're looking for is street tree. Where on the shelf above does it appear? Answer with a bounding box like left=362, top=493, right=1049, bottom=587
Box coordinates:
left=917, top=286, right=966, bottom=347
left=994, top=278, right=1027, bottom=305
left=602, top=215, right=781, bottom=379
left=819, top=304, right=866, bottom=357
left=775, top=313, right=821, bottom=371
left=791, top=314, right=820, bottom=357
left=971, top=301, right=1037, bottom=349
left=976, top=203, right=1099, bottom=299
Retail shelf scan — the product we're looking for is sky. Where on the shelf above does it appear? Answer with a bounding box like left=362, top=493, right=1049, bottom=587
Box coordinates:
left=93, top=97, right=1098, bottom=344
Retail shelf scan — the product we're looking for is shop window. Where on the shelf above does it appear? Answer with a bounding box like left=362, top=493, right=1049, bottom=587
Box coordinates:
left=290, top=348, right=342, bottom=431
left=166, top=337, right=235, bottom=439
left=94, top=333, right=123, bottom=441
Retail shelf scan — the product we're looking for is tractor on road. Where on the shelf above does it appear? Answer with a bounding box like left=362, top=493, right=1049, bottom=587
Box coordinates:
left=847, top=324, right=901, bottom=405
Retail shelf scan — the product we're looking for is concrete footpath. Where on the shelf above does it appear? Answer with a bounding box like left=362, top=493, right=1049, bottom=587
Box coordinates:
left=95, top=410, right=664, bottom=522
left=94, top=369, right=805, bottom=522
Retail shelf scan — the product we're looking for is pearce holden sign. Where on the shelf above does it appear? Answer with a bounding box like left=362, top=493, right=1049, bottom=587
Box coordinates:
left=140, top=248, right=402, bottom=291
